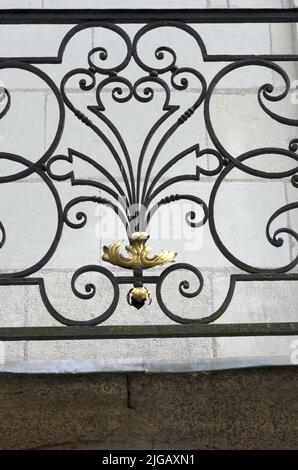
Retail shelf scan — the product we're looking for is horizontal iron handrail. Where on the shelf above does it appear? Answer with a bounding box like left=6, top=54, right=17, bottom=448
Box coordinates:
left=0, top=323, right=298, bottom=341
left=0, top=9, right=297, bottom=24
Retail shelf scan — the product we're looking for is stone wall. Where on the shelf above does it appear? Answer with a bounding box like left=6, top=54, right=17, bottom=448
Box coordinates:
left=0, top=367, right=297, bottom=449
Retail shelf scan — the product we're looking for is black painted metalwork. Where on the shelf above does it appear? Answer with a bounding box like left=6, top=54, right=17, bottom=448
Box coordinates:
left=0, top=8, right=297, bottom=340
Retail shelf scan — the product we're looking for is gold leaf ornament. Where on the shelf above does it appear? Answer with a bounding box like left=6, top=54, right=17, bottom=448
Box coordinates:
left=102, top=232, right=176, bottom=270
left=127, top=286, right=152, bottom=309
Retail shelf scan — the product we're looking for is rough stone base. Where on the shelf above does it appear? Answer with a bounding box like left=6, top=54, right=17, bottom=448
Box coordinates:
left=0, top=367, right=297, bottom=449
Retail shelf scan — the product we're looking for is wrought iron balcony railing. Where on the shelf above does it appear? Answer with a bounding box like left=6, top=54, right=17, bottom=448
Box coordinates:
left=0, top=8, right=297, bottom=342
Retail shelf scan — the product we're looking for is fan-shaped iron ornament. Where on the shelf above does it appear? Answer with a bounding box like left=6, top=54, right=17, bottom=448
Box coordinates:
left=0, top=8, right=297, bottom=340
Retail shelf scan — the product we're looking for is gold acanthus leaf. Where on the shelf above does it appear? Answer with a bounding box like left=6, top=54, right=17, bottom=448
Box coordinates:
left=102, top=232, right=176, bottom=270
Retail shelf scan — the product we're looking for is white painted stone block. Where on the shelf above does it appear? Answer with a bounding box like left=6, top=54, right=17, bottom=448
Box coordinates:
left=0, top=285, right=27, bottom=327
left=0, top=0, right=41, bottom=7
left=26, top=335, right=214, bottom=363
left=0, top=25, right=79, bottom=89
left=207, top=92, right=298, bottom=176
left=213, top=276, right=298, bottom=358
left=43, top=0, right=208, bottom=8
left=0, top=285, right=27, bottom=363
left=270, top=23, right=297, bottom=88
left=46, top=183, right=105, bottom=270
left=0, top=25, right=69, bottom=61
left=208, top=0, right=228, bottom=7
left=0, top=181, right=101, bottom=271
left=216, top=336, right=297, bottom=359
left=0, top=91, right=45, bottom=167
left=2, top=343, right=26, bottom=363
left=0, top=181, right=58, bottom=271
left=213, top=276, right=298, bottom=322
left=40, top=27, right=93, bottom=90
left=26, top=277, right=214, bottom=362
left=211, top=180, right=291, bottom=269
left=270, top=23, right=296, bottom=55
left=197, top=24, right=271, bottom=56
left=229, top=0, right=283, bottom=7
left=287, top=182, right=298, bottom=229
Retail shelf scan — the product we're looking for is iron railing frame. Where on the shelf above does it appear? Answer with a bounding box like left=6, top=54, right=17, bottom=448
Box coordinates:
left=0, top=8, right=297, bottom=341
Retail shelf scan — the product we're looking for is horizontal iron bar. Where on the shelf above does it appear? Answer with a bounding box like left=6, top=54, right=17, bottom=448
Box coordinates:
left=1, top=53, right=298, bottom=64
left=1, top=323, right=298, bottom=341
left=0, top=9, right=298, bottom=24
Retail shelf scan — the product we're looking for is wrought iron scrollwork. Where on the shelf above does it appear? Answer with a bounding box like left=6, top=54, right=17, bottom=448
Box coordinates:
left=0, top=8, right=297, bottom=339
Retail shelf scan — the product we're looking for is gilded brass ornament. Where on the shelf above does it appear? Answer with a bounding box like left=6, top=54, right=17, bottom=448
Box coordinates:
left=102, top=232, right=176, bottom=270
left=102, top=232, right=176, bottom=308
left=127, top=286, right=152, bottom=309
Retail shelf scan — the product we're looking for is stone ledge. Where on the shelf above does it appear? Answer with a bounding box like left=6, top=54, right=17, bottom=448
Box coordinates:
left=0, top=355, right=294, bottom=374
left=0, top=366, right=297, bottom=449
